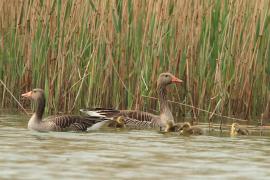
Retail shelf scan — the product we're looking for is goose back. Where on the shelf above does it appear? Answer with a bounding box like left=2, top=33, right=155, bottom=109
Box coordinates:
left=48, top=115, right=105, bottom=131
left=80, top=108, right=162, bottom=129
left=80, top=108, right=160, bottom=122
left=31, top=115, right=105, bottom=132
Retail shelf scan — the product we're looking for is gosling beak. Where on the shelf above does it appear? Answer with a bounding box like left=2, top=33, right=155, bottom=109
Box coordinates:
left=171, top=76, right=183, bottom=83
left=21, top=91, right=32, bottom=98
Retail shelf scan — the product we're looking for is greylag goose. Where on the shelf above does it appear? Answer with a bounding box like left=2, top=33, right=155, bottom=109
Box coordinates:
left=81, top=72, right=183, bottom=132
left=230, top=123, right=249, bottom=136
left=22, top=88, right=105, bottom=132
left=80, top=108, right=160, bottom=123
left=179, top=122, right=203, bottom=135
left=81, top=108, right=184, bottom=131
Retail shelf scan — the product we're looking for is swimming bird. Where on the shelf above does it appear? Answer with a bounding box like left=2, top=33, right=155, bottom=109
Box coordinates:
left=230, top=123, right=249, bottom=136
left=80, top=72, right=183, bottom=132
left=179, top=122, right=203, bottom=135
left=22, top=88, right=105, bottom=132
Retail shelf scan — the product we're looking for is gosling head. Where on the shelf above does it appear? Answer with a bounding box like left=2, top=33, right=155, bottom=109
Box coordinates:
left=181, top=122, right=191, bottom=130
left=231, top=123, right=240, bottom=131
left=22, top=88, right=45, bottom=100
left=179, top=122, right=192, bottom=134
left=157, top=72, right=183, bottom=88
left=115, top=116, right=125, bottom=125
left=230, top=123, right=240, bottom=136
left=113, top=116, right=126, bottom=128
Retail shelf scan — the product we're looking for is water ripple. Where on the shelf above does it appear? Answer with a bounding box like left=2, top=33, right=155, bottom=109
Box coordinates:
left=0, top=113, right=270, bottom=179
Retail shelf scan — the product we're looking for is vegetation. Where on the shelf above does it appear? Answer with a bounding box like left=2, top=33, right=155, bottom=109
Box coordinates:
left=0, top=0, right=269, bottom=122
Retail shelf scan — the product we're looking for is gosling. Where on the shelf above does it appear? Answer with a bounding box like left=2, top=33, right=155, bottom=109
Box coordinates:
left=115, top=116, right=126, bottom=128
left=230, top=123, right=249, bottom=136
left=179, top=122, right=203, bottom=135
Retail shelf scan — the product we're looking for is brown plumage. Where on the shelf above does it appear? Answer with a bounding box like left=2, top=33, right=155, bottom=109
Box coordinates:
left=22, top=88, right=105, bottom=132
left=80, top=109, right=161, bottom=129
left=81, top=72, right=183, bottom=132
left=81, top=108, right=159, bottom=122
left=113, top=116, right=160, bottom=129
left=179, top=122, right=203, bottom=135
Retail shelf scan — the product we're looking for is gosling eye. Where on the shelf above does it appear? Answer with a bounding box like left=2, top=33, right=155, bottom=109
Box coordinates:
left=33, top=90, right=36, bottom=93
left=165, top=74, right=169, bottom=78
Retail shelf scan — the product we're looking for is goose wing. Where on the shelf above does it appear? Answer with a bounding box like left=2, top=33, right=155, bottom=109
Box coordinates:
left=45, top=115, right=106, bottom=131
left=118, top=116, right=161, bottom=129
left=80, top=108, right=160, bottom=122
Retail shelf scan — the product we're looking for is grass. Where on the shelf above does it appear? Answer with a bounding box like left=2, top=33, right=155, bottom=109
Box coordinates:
left=0, top=0, right=269, bottom=123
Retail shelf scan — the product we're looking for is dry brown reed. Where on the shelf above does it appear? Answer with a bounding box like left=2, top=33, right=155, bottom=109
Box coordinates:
left=0, top=0, right=269, bottom=123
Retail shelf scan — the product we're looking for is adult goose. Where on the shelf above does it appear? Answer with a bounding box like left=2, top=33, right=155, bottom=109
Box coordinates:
left=81, top=72, right=183, bottom=132
left=230, top=123, right=249, bottom=136
left=22, top=88, right=105, bottom=132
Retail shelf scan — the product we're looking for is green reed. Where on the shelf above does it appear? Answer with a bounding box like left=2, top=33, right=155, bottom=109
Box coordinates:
left=0, top=0, right=269, bottom=122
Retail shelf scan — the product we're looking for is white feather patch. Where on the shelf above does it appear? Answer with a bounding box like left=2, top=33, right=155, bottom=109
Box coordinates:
left=80, top=109, right=106, bottom=117
left=87, top=120, right=112, bottom=131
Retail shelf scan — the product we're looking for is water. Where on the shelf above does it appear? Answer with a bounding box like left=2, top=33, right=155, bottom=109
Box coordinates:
left=1, top=111, right=270, bottom=180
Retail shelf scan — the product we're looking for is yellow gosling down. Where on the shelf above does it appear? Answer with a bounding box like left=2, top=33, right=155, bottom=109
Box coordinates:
left=179, top=122, right=203, bottom=136
left=115, top=116, right=126, bottom=128
left=230, top=123, right=249, bottom=136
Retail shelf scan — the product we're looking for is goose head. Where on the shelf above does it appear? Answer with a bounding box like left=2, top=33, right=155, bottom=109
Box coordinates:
left=22, top=88, right=45, bottom=100
left=157, top=72, right=183, bottom=87
left=21, top=88, right=46, bottom=121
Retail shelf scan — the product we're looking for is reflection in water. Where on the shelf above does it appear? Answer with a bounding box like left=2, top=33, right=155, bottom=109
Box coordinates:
left=0, top=112, right=270, bottom=179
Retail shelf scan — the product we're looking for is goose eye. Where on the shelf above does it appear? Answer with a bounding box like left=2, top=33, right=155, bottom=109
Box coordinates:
left=33, top=90, right=36, bottom=93
left=165, top=75, right=169, bottom=78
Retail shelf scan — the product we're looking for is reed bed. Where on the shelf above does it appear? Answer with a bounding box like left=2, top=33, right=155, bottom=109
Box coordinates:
left=0, top=0, right=269, bottom=123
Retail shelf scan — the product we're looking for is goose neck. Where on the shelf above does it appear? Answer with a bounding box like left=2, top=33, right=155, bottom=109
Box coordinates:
left=158, top=85, right=170, bottom=114
left=35, top=95, right=45, bottom=120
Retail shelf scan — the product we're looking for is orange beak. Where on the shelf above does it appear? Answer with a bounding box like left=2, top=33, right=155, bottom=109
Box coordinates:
left=21, top=91, right=32, bottom=98
left=171, top=76, right=183, bottom=83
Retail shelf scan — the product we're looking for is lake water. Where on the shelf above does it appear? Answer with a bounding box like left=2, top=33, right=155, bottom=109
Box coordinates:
left=1, top=111, right=270, bottom=179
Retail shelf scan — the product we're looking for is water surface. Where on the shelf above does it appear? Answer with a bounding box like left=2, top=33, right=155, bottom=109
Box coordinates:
left=1, top=111, right=270, bottom=179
